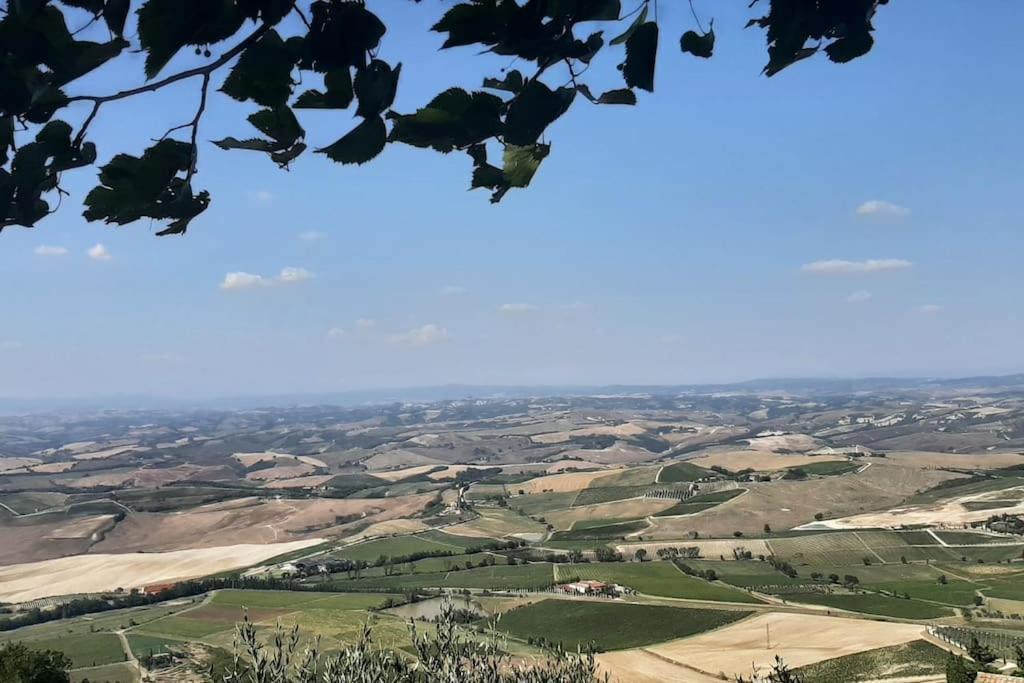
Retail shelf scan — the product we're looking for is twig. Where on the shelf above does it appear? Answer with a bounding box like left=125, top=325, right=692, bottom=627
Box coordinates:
left=688, top=0, right=705, bottom=33
left=68, top=24, right=270, bottom=107
left=185, top=74, right=211, bottom=184
left=292, top=2, right=312, bottom=30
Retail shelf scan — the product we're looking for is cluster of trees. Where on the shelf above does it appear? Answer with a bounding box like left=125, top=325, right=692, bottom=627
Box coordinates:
left=767, top=556, right=798, bottom=579
left=656, top=546, right=701, bottom=560
left=0, top=642, right=71, bottom=682
left=593, top=547, right=624, bottom=563
left=675, top=562, right=718, bottom=583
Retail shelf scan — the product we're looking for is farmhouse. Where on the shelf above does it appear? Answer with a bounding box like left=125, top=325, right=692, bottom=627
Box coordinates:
left=557, top=580, right=624, bottom=597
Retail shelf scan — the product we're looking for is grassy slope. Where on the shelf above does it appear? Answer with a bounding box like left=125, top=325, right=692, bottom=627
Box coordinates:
left=559, top=561, right=763, bottom=603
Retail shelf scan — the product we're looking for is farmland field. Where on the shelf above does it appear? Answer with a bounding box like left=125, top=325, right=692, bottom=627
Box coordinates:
left=653, top=489, right=744, bottom=516
left=787, top=592, right=954, bottom=619
left=211, top=589, right=400, bottom=610
left=795, top=640, right=948, bottom=682
left=336, top=562, right=555, bottom=591
left=332, top=534, right=469, bottom=561
left=555, top=561, right=763, bottom=603
left=572, top=485, right=651, bottom=506
left=494, top=598, right=748, bottom=650
left=70, top=663, right=137, bottom=683
left=16, top=633, right=125, bottom=668
left=792, top=461, right=860, bottom=476
left=657, top=461, right=714, bottom=482
left=550, top=520, right=648, bottom=541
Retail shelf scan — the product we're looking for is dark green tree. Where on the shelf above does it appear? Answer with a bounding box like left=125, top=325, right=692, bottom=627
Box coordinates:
left=0, top=642, right=72, bottom=683
left=1, top=0, right=889, bottom=235
left=945, top=652, right=976, bottom=683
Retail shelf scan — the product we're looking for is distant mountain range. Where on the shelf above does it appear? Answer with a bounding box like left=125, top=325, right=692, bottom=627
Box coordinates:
left=3, top=374, right=1024, bottom=415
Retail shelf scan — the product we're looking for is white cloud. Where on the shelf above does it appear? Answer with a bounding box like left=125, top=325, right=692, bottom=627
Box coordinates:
left=440, top=285, right=467, bottom=295
left=355, top=318, right=377, bottom=331
left=915, top=304, right=941, bottom=314
left=34, top=245, right=68, bottom=257
left=87, top=244, right=112, bottom=261
left=220, top=272, right=266, bottom=290
left=385, top=324, right=449, bottom=347
left=220, top=267, right=312, bottom=290
left=856, top=199, right=910, bottom=217
left=500, top=303, right=538, bottom=313
left=846, top=290, right=873, bottom=303
left=299, top=231, right=325, bottom=242
left=801, top=258, right=912, bottom=275
left=327, top=327, right=347, bottom=339
left=277, top=267, right=313, bottom=283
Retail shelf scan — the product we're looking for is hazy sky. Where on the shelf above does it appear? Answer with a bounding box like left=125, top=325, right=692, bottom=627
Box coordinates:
left=1, top=1, right=1022, bottom=398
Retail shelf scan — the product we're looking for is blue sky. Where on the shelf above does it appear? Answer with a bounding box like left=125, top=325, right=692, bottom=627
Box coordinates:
left=2, top=1, right=1022, bottom=398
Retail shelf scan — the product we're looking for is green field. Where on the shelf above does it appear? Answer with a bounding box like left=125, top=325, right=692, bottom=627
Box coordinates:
left=682, top=559, right=807, bottom=587
left=494, top=599, right=747, bottom=651
left=337, top=562, right=555, bottom=591
left=70, top=662, right=137, bottom=683
left=509, top=491, right=578, bottom=515
left=982, top=576, right=1024, bottom=601
left=657, top=461, right=715, bottom=483
left=127, top=633, right=184, bottom=659
left=572, top=485, right=651, bottom=506
left=556, top=561, right=763, bottom=603
left=211, top=590, right=399, bottom=610
left=654, top=489, right=744, bottom=516
left=787, top=592, right=953, bottom=619
left=790, top=460, right=860, bottom=476
left=418, top=529, right=504, bottom=549
left=550, top=520, right=648, bottom=541
left=587, top=467, right=659, bottom=488
left=795, top=640, right=948, bottom=683
left=935, top=531, right=1010, bottom=545
left=16, top=633, right=126, bottom=668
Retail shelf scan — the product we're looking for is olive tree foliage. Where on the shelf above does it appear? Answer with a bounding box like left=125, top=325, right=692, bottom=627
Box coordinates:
left=223, top=600, right=604, bottom=683
left=1, top=0, right=889, bottom=235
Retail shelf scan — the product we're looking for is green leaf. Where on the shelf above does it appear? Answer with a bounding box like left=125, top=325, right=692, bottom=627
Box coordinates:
left=294, top=68, right=353, bottom=109
left=482, top=70, right=524, bottom=94
left=138, top=0, right=244, bottom=79
left=316, top=116, right=386, bottom=165
left=503, top=81, right=575, bottom=146
left=354, top=60, right=401, bottom=118
left=610, top=4, right=647, bottom=45
left=680, top=26, right=714, bottom=59
left=503, top=143, right=549, bottom=188
left=221, top=30, right=295, bottom=107
left=103, top=0, right=130, bottom=36
left=388, top=88, right=504, bottom=152
left=596, top=88, right=636, bottom=105
left=623, top=21, right=658, bottom=92
left=306, top=1, right=386, bottom=72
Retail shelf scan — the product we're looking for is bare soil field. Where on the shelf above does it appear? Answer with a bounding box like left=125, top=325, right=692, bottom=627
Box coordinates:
left=344, top=518, right=430, bottom=541
left=0, top=457, right=41, bottom=473
left=817, top=484, right=1024, bottom=530
left=598, top=649, right=722, bottom=682
left=543, top=459, right=611, bottom=473
left=71, top=445, right=146, bottom=460
left=530, top=422, right=647, bottom=444
left=873, top=451, right=1024, bottom=469
left=89, top=494, right=434, bottom=552
left=557, top=444, right=659, bottom=465
left=0, top=539, right=322, bottom=602
left=44, top=514, right=116, bottom=540
left=643, top=464, right=959, bottom=537
left=245, top=463, right=316, bottom=481
left=745, top=434, right=824, bottom=452
left=0, top=518, right=101, bottom=564
left=233, top=452, right=327, bottom=468
left=646, top=612, right=925, bottom=679
left=370, top=464, right=440, bottom=481
left=519, top=469, right=618, bottom=494
left=689, top=449, right=844, bottom=472
left=362, top=449, right=446, bottom=470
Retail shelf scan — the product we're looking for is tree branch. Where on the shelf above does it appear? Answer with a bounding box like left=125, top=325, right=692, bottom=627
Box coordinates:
left=68, top=23, right=271, bottom=107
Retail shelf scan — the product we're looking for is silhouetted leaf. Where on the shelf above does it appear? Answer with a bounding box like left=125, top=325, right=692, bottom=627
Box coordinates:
left=103, top=0, right=130, bottom=36
left=482, top=70, right=524, bottom=94
left=433, top=2, right=512, bottom=50
left=236, top=0, right=293, bottom=24
left=389, top=88, right=503, bottom=152
left=623, top=22, right=657, bottom=91
left=504, top=81, right=575, bottom=146
left=610, top=4, right=647, bottom=45
left=221, top=30, right=295, bottom=107
left=294, top=68, right=353, bottom=109
left=317, top=116, right=386, bottom=164
left=306, top=0, right=385, bottom=72
left=138, top=0, right=244, bottom=78
left=680, top=26, right=715, bottom=59
left=247, top=105, right=303, bottom=146
left=596, top=88, right=636, bottom=105
left=212, top=137, right=279, bottom=153
left=547, top=0, right=621, bottom=22
left=354, top=60, right=401, bottom=118
left=825, top=32, right=873, bottom=64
